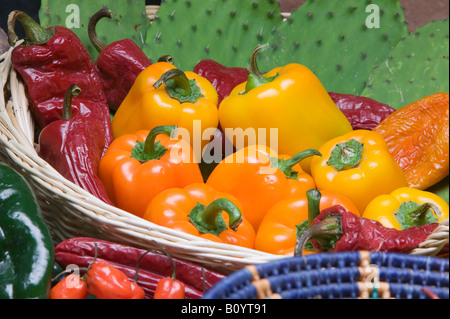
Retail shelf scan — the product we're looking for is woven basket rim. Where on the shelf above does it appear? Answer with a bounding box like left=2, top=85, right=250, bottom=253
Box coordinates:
left=1, top=34, right=449, bottom=274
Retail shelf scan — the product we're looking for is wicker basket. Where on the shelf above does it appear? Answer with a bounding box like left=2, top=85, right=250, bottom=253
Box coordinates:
left=0, top=14, right=449, bottom=274
left=203, top=251, right=449, bottom=299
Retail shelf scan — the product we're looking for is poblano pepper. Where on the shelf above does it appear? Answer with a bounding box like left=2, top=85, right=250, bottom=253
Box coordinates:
left=0, top=162, right=54, bottom=299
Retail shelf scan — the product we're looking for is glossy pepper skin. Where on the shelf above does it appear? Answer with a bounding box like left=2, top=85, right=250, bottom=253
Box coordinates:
left=311, top=130, right=409, bottom=214
left=98, top=125, right=203, bottom=218
left=7, top=11, right=113, bottom=150
left=363, top=187, right=449, bottom=230
left=207, top=145, right=320, bottom=231
left=219, top=45, right=353, bottom=172
left=88, top=8, right=151, bottom=112
left=143, top=183, right=256, bottom=249
left=86, top=260, right=144, bottom=299
left=112, top=63, right=219, bottom=151
left=0, top=163, right=54, bottom=299
left=328, top=92, right=396, bottom=131
left=49, top=274, right=88, bottom=299
left=256, top=189, right=360, bottom=256
left=296, top=205, right=441, bottom=256
left=37, top=84, right=113, bottom=205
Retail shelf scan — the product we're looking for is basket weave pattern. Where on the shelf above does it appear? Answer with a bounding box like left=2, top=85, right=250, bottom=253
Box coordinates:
left=203, top=251, right=450, bottom=299
left=0, top=17, right=449, bottom=274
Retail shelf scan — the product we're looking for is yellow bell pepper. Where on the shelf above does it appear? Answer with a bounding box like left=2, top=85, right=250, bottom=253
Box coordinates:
left=362, top=187, right=449, bottom=230
left=310, top=130, right=409, bottom=214
left=219, top=45, right=353, bottom=172
left=112, top=62, right=219, bottom=151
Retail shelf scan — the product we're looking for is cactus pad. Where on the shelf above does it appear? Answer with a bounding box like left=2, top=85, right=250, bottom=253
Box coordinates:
left=143, top=0, right=283, bottom=70
left=258, top=0, right=409, bottom=95
left=39, top=0, right=150, bottom=60
left=361, top=19, right=449, bottom=108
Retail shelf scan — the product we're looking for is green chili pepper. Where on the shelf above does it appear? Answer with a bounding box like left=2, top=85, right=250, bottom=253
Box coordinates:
left=0, top=162, right=54, bottom=299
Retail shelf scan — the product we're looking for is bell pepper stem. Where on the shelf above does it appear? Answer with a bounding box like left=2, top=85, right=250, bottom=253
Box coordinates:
left=327, top=139, right=364, bottom=171
left=88, top=8, right=111, bottom=53
left=294, top=214, right=342, bottom=256
left=395, top=201, right=442, bottom=229
left=153, top=69, right=204, bottom=104
left=7, top=10, right=54, bottom=46
left=158, top=55, right=175, bottom=64
left=274, top=149, right=322, bottom=179
left=307, top=189, right=322, bottom=227
left=62, top=84, right=82, bottom=120
left=189, top=198, right=243, bottom=236
left=131, top=125, right=177, bottom=163
left=245, top=43, right=278, bottom=92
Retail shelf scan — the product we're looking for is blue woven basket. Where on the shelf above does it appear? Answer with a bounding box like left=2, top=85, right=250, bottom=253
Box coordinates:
left=202, top=251, right=449, bottom=299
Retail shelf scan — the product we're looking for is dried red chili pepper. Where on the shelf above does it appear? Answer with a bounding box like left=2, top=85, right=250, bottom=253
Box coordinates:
left=193, top=59, right=248, bottom=105
left=7, top=11, right=113, bottom=152
left=329, top=92, right=396, bottom=131
left=88, top=8, right=152, bottom=112
left=54, top=237, right=226, bottom=298
left=36, top=84, right=113, bottom=204
left=295, top=204, right=440, bottom=256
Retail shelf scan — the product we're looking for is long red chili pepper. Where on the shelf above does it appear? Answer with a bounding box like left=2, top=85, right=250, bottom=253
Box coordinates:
left=36, top=84, right=113, bottom=205
left=328, top=92, right=396, bottom=131
left=88, top=7, right=152, bottom=112
left=7, top=11, right=113, bottom=153
left=295, top=203, right=441, bottom=256
left=54, top=237, right=225, bottom=298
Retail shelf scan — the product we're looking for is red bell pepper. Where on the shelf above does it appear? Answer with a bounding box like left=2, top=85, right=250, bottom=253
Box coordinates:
left=88, top=8, right=152, bottom=112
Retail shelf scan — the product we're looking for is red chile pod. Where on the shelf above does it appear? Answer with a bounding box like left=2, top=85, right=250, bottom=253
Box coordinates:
left=329, top=92, right=396, bottom=131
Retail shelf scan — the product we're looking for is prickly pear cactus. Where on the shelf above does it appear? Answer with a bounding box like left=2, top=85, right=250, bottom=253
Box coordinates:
left=259, top=0, right=409, bottom=95
left=39, top=0, right=150, bottom=60
left=144, top=0, right=283, bottom=70
left=361, top=19, right=449, bottom=109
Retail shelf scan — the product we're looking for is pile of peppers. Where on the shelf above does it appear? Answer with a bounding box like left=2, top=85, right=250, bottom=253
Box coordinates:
left=2, top=6, right=449, bottom=299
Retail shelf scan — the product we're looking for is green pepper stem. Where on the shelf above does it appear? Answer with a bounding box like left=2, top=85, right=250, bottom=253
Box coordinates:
left=88, top=7, right=111, bottom=53
left=158, top=55, right=175, bottom=64
left=153, top=69, right=204, bottom=103
left=154, top=69, right=192, bottom=96
left=275, top=149, right=322, bottom=179
left=189, top=198, right=243, bottom=236
left=143, top=125, right=177, bottom=158
left=245, top=44, right=276, bottom=93
left=7, top=10, right=54, bottom=46
left=307, top=189, right=322, bottom=227
left=294, top=214, right=342, bottom=256
left=327, top=139, right=364, bottom=171
left=62, top=84, right=81, bottom=120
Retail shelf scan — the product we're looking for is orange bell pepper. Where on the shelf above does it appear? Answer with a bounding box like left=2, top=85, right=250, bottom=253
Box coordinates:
left=98, top=125, right=203, bottom=218
left=311, top=130, right=409, bottom=214
left=206, top=145, right=321, bottom=231
left=255, top=189, right=360, bottom=256
left=142, top=183, right=255, bottom=249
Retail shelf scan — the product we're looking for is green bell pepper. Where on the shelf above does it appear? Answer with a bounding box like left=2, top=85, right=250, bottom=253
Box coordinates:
left=0, top=162, right=54, bottom=299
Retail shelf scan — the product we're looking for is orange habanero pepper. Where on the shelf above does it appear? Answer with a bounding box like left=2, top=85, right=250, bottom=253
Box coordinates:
left=207, top=145, right=321, bottom=231
left=98, top=125, right=203, bottom=218
left=255, top=189, right=360, bottom=256
left=143, top=183, right=255, bottom=249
